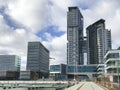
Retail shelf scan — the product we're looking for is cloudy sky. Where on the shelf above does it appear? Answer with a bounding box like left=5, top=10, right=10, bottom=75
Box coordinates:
left=0, top=0, right=120, bottom=70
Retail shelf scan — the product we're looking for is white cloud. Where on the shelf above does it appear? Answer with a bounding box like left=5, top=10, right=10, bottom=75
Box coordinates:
left=0, top=0, right=8, bottom=7
left=0, top=0, right=120, bottom=69
left=107, top=10, right=120, bottom=48
left=49, top=0, right=70, bottom=32
left=42, top=33, right=67, bottom=65
left=0, top=14, right=41, bottom=70
left=5, top=0, right=51, bottom=32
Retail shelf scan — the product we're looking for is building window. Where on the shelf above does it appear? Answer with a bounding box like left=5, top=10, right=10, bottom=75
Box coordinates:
left=106, top=53, right=119, bottom=60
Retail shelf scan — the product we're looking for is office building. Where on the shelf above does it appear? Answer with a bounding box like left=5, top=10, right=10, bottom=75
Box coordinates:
left=0, top=55, right=20, bottom=80
left=86, top=19, right=111, bottom=64
left=27, top=42, right=49, bottom=78
left=49, top=64, right=97, bottom=81
left=50, top=64, right=67, bottom=80
left=104, top=48, right=120, bottom=83
left=0, top=71, right=19, bottom=80
left=67, top=64, right=97, bottom=80
left=0, top=55, right=21, bottom=71
left=20, top=70, right=39, bottom=80
left=97, top=64, right=105, bottom=78
left=67, top=7, right=84, bottom=65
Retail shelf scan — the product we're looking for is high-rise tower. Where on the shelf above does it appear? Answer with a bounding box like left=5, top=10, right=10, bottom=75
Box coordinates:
left=67, top=7, right=84, bottom=65
left=86, top=19, right=111, bottom=64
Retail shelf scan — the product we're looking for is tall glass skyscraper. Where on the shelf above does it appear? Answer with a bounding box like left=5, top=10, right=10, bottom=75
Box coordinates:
left=86, top=19, right=111, bottom=64
left=67, top=7, right=84, bottom=65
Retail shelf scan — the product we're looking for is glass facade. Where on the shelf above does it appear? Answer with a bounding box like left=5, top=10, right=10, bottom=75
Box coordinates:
left=0, top=55, right=21, bottom=71
left=55, top=73, right=67, bottom=80
left=67, top=65, right=97, bottom=73
left=50, top=64, right=67, bottom=74
left=106, top=53, right=119, bottom=60
left=67, top=7, right=84, bottom=65
left=27, top=42, right=49, bottom=73
left=107, top=68, right=120, bottom=73
left=50, top=64, right=97, bottom=80
left=50, top=65, right=60, bottom=72
left=50, top=64, right=67, bottom=80
left=87, top=19, right=111, bottom=64
left=105, top=51, right=120, bottom=68
left=105, top=50, right=120, bottom=83
left=106, top=60, right=120, bottom=67
left=67, top=66, right=75, bottom=73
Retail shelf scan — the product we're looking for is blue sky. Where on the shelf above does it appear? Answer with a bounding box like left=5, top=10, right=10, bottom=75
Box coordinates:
left=36, top=25, right=65, bottom=41
left=0, top=0, right=120, bottom=70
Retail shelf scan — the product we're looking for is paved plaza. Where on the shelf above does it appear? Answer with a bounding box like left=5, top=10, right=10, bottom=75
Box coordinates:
left=65, top=82, right=107, bottom=90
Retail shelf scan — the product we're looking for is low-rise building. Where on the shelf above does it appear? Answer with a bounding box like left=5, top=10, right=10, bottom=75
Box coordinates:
left=67, top=64, right=97, bottom=81
left=104, top=49, right=120, bottom=83
left=50, top=64, right=67, bottom=80
left=50, top=64, right=97, bottom=81
left=19, top=70, right=39, bottom=80
left=0, top=70, right=19, bottom=80
left=0, top=55, right=21, bottom=71
left=0, top=55, right=21, bottom=80
left=97, top=64, right=105, bottom=77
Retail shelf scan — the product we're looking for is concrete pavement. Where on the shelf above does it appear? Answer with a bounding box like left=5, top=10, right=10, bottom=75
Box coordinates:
left=79, top=82, right=107, bottom=90
left=65, top=82, right=108, bottom=90
left=65, top=82, right=85, bottom=90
